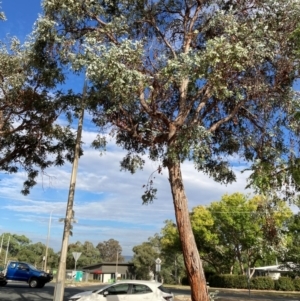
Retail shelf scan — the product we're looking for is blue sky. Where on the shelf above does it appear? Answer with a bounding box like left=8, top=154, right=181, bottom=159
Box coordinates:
left=0, top=0, right=255, bottom=256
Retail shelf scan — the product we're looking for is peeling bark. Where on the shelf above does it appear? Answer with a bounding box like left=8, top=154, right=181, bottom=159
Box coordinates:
left=168, top=161, right=209, bottom=301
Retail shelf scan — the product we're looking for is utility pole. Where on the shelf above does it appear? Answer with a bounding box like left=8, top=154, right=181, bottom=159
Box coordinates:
left=4, top=236, right=10, bottom=265
left=0, top=234, right=4, bottom=255
left=115, top=251, right=118, bottom=282
left=44, top=210, right=53, bottom=271
left=53, top=80, right=87, bottom=301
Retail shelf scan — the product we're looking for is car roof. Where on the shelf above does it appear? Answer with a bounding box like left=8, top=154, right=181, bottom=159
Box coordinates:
left=96, top=280, right=162, bottom=291
left=115, top=280, right=162, bottom=286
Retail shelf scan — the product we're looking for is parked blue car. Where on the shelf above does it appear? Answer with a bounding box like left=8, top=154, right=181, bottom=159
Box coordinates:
left=0, top=261, right=53, bottom=288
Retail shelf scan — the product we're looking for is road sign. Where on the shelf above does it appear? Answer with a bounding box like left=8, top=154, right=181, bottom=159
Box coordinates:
left=155, top=258, right=161, bottom=273
left=72, top=252, right=82, bottom=261
left=155, top=258, right=162, bottom=264
left=72, top=252, right=82, bottom=271
left=155, top=264, right=161, bottom=272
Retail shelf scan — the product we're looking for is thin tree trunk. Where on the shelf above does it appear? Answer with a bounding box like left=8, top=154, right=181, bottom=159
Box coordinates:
left=168, top=161, right=209, bottom=301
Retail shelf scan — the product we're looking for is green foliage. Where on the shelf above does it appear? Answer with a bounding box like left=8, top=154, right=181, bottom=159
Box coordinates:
left=132, top=236, right=160, bottom=280
left=250, top=276, right=274, bottom=290
left=0, top=36, right=78, bottom=194
left=191, top=193, right=292, bottom=275
left=66, top=241, right=102, bottom=269
left=34, top=0, right=300, bottom=198
left=209, top=274, right=248, bottom=289
left=275, top=277, right=295, bottom=291
left=282, top=213, right=300, bottom=269
left=159, top=221, right=186, bottom=284
left=96, top=238, right=124, bottom=263
left=293, top=278, right=300, bottom=291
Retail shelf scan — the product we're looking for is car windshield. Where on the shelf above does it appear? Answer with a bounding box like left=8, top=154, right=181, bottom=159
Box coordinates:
left=27, top=264, right=39, bottom=271
left=92, top=284, right=112, bottom=294
left=158, top=285, right=172, bottom=294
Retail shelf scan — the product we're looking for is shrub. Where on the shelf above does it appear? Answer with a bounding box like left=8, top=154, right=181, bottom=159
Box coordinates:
left=208, top=275, right=226, bottom=288
left=293, top=278, right=300, bottom=291
left=275, top=277, right=295, bottom=291
left=250, top=276, right=274, bottom=290
left=208, top=274, right=247, bottom=289
left=234, top=275, right=248, bottom=289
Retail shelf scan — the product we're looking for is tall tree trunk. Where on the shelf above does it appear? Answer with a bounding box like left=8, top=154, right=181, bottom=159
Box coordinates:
left=168, top=161, right=209, bottom=301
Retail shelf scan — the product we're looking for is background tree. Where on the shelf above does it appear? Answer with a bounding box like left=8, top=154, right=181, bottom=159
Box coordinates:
left=78, top=241, right=101, bottom=267
left=17, top=242, right=47, bottom=269
left=0, top=233, right=58, bottom=269
left=191, top=194, right=292, bottom=275
left=66, top=241, right=101, bottom=269
left=96, top=239, right=124, bottom=263
left=160, top=220, right=186, bottom=284
left=34, top=1, right=300, bottom=300
left=281, top=213, right=300, bottom=275
left=132, top=236, right=160, bottom=280
left=66, top=241, right=83, bottom=269
left=210, top=194, right=292, bottom=275
left=191, top=205, right=232, bottom=275
left=0, top=233, right=31, bottom=261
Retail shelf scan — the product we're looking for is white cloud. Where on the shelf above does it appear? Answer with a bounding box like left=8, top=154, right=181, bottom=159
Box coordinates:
left=0, top=128, right=255, bottom=255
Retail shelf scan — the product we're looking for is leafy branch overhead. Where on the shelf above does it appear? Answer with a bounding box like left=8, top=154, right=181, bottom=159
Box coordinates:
left=0, top=36, right=80, bottom=194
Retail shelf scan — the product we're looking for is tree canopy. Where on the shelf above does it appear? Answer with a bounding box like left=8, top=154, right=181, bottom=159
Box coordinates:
left=96, top=238, right=124, bottom=262
left=0, top=35, right=78, bottom=194
left=25, top=0, right=300, bottom=300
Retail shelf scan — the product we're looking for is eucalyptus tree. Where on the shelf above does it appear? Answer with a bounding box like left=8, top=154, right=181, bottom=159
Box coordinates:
left=0, top=35, right=77, bottom=195
left=96, top=238, right=124, bottom=263
left=34, top=0, right=300, bottom=300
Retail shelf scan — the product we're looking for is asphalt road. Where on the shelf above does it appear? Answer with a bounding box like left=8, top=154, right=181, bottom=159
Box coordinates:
left=0, top=282, right=300, bottom=301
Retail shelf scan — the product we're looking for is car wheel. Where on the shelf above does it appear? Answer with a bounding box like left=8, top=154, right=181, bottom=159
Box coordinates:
left=29, top=278, right=38, bottom=288
left=0, top=281, right=7, bottom=286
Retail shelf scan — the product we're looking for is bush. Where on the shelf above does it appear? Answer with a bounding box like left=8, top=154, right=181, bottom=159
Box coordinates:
left=208, top=275, right=226, bottom=288
left=293, top=278, right=300, bottom=291
left=208, top=274, right=247, bottom=289
left=250, top=276, right=274, bottom=290
left=275, top=277, right=295, bottom=291
left=234, top=275, right=248, bottom=289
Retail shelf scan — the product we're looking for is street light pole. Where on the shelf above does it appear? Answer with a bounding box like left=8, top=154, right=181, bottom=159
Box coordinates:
left=53, top=80, right=87, bottom=301
left=44, top=210, right=53, bottom=271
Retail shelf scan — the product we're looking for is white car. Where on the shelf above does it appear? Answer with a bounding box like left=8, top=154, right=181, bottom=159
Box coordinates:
left=68, top=280, right=174, bottom=301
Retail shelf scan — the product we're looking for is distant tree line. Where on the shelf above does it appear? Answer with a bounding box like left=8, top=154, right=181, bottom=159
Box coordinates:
left=0, top=235, right=124, bottom=270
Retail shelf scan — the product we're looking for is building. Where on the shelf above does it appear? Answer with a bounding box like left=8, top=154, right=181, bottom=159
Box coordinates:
left=252, top=264, right=294, bottom=280
left=82, top=262, right=135, bottom=283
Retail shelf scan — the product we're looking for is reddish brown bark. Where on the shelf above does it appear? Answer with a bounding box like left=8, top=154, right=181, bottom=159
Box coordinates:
left=168, top=161, right=209, bottom=301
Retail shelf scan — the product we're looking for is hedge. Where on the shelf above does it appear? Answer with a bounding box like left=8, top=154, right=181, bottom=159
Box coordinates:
left=250, top=276, right=274, bottom=290
left=208, top=274, right=248, bottom=289
left=209, top=275, right=298, bottom=291
left=293, top=278, right=300, bottom=291
left=275, top=277, right=295, bottom=291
